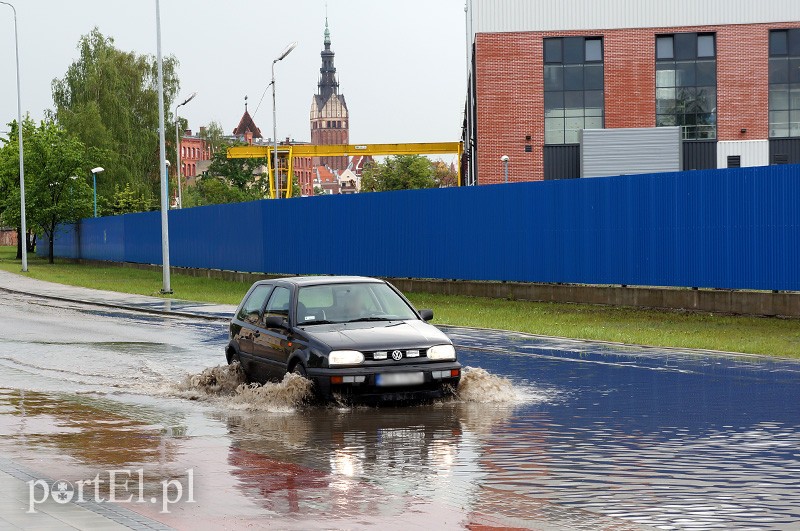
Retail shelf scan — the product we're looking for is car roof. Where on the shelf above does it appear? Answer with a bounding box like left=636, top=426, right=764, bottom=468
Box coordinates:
left=256, top=275, right=385, bottom=288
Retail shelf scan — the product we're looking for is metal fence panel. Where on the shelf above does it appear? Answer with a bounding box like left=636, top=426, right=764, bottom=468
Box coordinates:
left=171, top=200, right=265, bottom=273
left=45, top=164, right=800, bottom=292
left=79, top=216, right=125, bottom=262
left=121, top=211, right=161, bottom=265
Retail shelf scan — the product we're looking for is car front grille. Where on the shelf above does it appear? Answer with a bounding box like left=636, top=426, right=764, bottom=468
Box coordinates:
left=365, top=349, right=428, bottom=361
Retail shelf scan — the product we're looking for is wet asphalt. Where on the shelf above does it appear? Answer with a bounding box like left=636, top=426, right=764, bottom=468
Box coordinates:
left=0, top=270, right=799, bottom=530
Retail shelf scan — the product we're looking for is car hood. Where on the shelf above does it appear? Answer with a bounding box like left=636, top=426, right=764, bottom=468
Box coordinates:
left=302, top=320, right=451, bottom=351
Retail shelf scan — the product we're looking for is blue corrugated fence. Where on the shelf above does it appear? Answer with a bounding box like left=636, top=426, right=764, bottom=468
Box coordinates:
left=42, top=164, right=800, bottom=291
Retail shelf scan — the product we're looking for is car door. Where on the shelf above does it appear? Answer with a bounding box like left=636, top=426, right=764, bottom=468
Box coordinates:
left=253, top=285, right=292, bottom=380
left=234, top=284, right=273, bottom=374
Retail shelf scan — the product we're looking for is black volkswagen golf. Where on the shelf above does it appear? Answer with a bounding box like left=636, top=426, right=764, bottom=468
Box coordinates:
left=227, top=276, right=461, bottom=401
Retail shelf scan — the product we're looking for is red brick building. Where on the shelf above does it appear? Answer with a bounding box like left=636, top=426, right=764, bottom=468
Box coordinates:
left=179, top=128, right=210, bottom=187
left=464, top=0, right=800, bottom=185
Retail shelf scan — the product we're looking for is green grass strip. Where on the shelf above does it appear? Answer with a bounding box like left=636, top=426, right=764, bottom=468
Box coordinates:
left=1, top=246, right=798, bottom=358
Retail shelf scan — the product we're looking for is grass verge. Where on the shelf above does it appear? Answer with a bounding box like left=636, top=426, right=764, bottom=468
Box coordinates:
left=1, top=246, right=798, bottom=358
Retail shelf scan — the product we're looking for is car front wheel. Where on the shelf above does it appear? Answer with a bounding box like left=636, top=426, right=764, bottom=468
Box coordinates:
left=292, top=363, right=308, bottom=378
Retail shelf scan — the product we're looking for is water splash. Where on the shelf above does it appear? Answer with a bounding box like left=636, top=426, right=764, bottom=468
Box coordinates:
left=230, top=374, right=313, bottom=411
left=176, top=363, right=313, bottom=411
left=177, top=363, right=539, bottom=410
left=456, top=366, right=521, bottom=403
left=178, top=362, right=247, bottom=397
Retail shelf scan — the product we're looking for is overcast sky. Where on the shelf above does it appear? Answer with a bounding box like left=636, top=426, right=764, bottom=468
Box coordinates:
left=0, top=0, right=468, bottom=146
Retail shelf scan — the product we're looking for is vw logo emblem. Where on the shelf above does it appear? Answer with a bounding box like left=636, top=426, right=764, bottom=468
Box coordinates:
left=391, top=350, right=403, bottom=361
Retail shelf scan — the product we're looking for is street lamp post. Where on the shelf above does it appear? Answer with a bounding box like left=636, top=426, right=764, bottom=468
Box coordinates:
left=155, top=0, right=171, bottom=294
left=272, top=41, right=297, bottom=199
left=501, top=155, right=509, bottom=184
left=91, top=167, right=104, bottom=217
left=174, top=92, right=196, bottom=209
left=1, top=1, right=27, bottom=271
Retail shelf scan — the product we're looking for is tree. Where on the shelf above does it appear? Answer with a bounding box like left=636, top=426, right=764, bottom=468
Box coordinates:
left=51, top=28, right=180, bottom=207
left=360, top=155, right=439, bottom=192
left=183, top=176, right=260, bottom=207
left=1, top=121, right=92, bottom=263
left=290, top=175, right=302, bottom=198
left=0, top=117, right=38, bottom=259
left=205, top=141, right=268, bottom=193
left=432, top=160, right=458, bottom=188
left=105, top=182, right=154, bottom=215
left=199, top=121, right=227, bottom=156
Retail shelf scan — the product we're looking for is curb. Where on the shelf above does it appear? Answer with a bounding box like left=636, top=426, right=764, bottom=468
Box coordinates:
left=0, top=286, right=231, bottom=323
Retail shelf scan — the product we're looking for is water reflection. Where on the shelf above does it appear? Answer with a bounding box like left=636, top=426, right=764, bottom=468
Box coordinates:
left=0, top=388, right=195, bottom=506
left=221, top=401, right=523, bottom=526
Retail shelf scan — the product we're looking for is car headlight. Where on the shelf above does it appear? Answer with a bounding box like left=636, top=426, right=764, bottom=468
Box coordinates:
left=329, top=350, right=365, bottom=366
left=427, top=344, right=456, bottom=361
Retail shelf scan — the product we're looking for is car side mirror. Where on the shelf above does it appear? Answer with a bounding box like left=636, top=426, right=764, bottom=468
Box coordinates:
left=264, top=315, right=288, bottom=329
left=419, top=309, right=434, bottom=322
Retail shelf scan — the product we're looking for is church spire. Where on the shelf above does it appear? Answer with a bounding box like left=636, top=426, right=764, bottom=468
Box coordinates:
left=318, top=17, right=338, bottom=100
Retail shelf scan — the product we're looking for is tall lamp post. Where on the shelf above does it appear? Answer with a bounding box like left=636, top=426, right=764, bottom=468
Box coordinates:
left=501, top=155, right=509, bottom=183
left=272, top=41, right=297, bottom=199
left=174, top=92, right=196, bottom=209
left=155, top=0, right=171, bottom=294
left=1, top=1, right=27, bottom=271
left=91, top=167, right=104, bottom=217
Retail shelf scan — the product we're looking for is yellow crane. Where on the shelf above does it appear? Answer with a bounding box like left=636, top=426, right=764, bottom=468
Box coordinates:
left=227, top=142, right=463, bottom=198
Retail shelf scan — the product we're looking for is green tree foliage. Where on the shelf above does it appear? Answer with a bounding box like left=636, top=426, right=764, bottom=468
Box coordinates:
left=183, top=176, right=260, bottom=207
left=199, top=121, right=227, bottom=155
left=51, top=28, right=180, bottom=207
left=0, top=120, right=92, bottom=263
left=205, top=141, right=268, bottom=192
left=105, top=182, right=154, bottom=215
left=360, top=155, right=439, bottom=192
left=290, top=175, right=302, bottom=198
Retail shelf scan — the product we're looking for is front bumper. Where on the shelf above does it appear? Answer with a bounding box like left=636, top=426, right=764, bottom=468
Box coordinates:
left=306, top=362, right=462, bottom=402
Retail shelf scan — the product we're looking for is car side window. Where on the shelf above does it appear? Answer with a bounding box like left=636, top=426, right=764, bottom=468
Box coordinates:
left=237, top=285, right=272, bottom=324
left=263, top=287, right=291, bottom=324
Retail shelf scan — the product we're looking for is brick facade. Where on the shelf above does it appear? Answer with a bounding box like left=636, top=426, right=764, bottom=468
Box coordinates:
left=179, top=133, right=210, bottom=186
left=310, top=121, right=349, bottom=171
left=0, top=228, right=17, bottom=246
left=475, top=22, right=800, bottom=184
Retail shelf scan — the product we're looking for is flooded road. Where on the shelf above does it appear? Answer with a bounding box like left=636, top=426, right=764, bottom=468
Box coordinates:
left=0, top=291, right=799, bottom=529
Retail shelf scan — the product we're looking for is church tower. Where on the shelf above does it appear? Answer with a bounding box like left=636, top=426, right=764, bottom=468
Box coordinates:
left=310, top=19, right=349, bottom=172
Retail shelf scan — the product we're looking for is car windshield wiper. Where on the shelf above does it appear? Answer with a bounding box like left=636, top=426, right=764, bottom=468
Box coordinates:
left=346, top=316, right=397, bottom=323
left=300, top=319, right=335, bottom=326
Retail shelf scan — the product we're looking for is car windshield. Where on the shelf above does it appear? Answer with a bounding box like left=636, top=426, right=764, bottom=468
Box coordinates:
left=297, top=282, right=418, bottom=324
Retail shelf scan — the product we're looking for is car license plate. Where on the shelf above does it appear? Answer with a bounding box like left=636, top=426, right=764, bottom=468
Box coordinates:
left=375, top=372, right=424, bottom=387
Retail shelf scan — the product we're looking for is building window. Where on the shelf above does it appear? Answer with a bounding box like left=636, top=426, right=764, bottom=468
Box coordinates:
left=769, top=29, right=800, bottom=138
left=655, top=32, right=717, bottom=140
left=544, top=36, right=604, bottom=145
